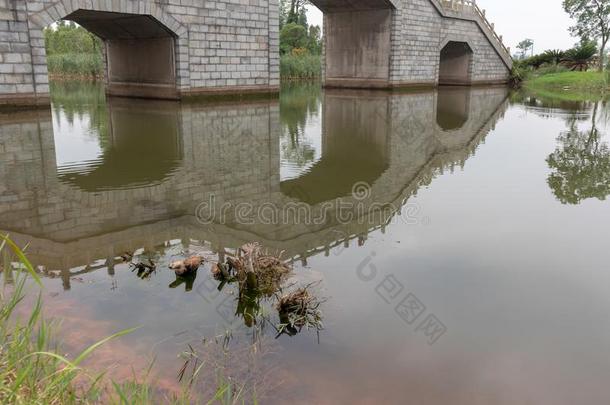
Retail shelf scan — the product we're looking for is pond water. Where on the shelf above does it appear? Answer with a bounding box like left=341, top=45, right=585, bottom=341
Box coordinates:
left=1, top=81, right=610, bottom=404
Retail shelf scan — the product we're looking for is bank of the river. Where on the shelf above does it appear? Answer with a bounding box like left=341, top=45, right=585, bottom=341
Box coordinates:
left=0, top=236, right=255, bottom=404
left=525, top=71, right=610, bottom=97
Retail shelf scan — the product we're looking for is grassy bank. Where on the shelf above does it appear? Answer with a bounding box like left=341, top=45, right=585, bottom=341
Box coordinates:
left=525, top=71, right=610, bottom=93
left=0, top=235, right=241, bottom=404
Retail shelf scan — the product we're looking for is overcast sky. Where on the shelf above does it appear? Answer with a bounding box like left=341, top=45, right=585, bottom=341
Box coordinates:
left=307, top=0, right=576, bottom=53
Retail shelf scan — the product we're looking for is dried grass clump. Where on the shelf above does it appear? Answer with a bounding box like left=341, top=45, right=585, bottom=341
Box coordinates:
left=275, top=283, right=324, bottom=337
left=212, top=243, right=291, bottom=296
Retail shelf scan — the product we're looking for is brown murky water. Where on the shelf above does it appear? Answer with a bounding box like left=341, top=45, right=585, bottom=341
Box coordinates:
left=2, top=81, right=610, bottom=404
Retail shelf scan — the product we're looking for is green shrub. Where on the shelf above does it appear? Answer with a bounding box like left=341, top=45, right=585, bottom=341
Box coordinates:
left=280, top=53, right=321, bottom=79
left=280, top=23, right=309, bottom=55
left=509, top=64, right=528, bottom=88
left=47, top=53, right=104, bottom=77
left=44, top=22, right=102, bottom=56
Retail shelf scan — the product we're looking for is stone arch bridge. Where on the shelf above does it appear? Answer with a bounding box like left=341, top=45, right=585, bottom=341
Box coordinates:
left=0, top=0, right=511, bottom=105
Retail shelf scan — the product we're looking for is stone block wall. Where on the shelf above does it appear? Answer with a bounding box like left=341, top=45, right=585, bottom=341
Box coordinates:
left=0, top=1, right=35, bottom=104
left=440, top=18, right=509, bottom=83
left=320, top=0, right=511, bottom=88
left=388, top=0, right=510, bottom=86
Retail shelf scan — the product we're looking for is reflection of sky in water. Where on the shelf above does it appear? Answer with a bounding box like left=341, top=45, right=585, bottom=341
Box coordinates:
left=279, top=110, right=323, bottom=181
left=52, top=106, right=104, bottom=170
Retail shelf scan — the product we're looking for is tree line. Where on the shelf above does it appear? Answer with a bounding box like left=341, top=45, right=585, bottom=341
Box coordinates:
left=515, top=40, right=599, bottom=72
left=44, top=21, right=104, bottom=77
left=513, top=0, right=610, bottom=74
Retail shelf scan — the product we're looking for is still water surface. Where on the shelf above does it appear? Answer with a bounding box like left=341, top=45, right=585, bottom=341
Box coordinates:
left=1, top=81, right=610, bottom=404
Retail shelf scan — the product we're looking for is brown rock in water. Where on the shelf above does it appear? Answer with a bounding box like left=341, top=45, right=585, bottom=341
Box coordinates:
left=169, top=255, right=204, bottom=276
left=184, top=255, right=204, bottom=270
left=211, top=263, right=222, bottom=278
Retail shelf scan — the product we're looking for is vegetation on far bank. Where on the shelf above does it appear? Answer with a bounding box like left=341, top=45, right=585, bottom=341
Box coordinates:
left=44, top=22, right=104, bottom=78
left=47, top=53, right=104, bottom=78
left=278, top=0, right=322, bottom=79
left=511, top=39, right=610, bottom=95
left=280, top=51, right=321, bottom=80
left=512, top=0, right=610, bottom=92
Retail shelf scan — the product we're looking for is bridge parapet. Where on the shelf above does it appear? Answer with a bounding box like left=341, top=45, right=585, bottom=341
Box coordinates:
left=434, top=0, right=512, bottom=68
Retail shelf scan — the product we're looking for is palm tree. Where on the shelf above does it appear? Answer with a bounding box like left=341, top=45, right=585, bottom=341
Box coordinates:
left=543, top=49, right=566, bottom=65
left=562, top=42, right=598, bottom=71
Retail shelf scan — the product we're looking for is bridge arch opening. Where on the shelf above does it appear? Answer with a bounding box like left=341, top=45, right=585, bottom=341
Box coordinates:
left=36, top=7, right=184, bottom=100
left=438, top=41, right=473, bottom=86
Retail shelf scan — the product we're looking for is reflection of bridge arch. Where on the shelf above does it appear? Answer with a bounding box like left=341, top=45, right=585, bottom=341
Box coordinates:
left=57, top=98, right=184, bottom=191
left=436, top=87, right=471, bottom=131
left=281, top=91, right=390, bottom=204
left=0, top=86, right=509, bottom=285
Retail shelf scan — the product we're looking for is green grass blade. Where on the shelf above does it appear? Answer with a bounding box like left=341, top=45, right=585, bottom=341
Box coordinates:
left=25, top=351, right=78, bottom=369
left=112, top=380, right=130, bottom=404
left=0, top=234, right=41, bottom=286
left=205, top=384, right=229, bottom=405
left=73, top=326, right=139, bottom=366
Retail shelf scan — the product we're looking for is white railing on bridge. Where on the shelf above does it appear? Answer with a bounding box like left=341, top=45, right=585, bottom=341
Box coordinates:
left=439, top=0, right=511, bottom=58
